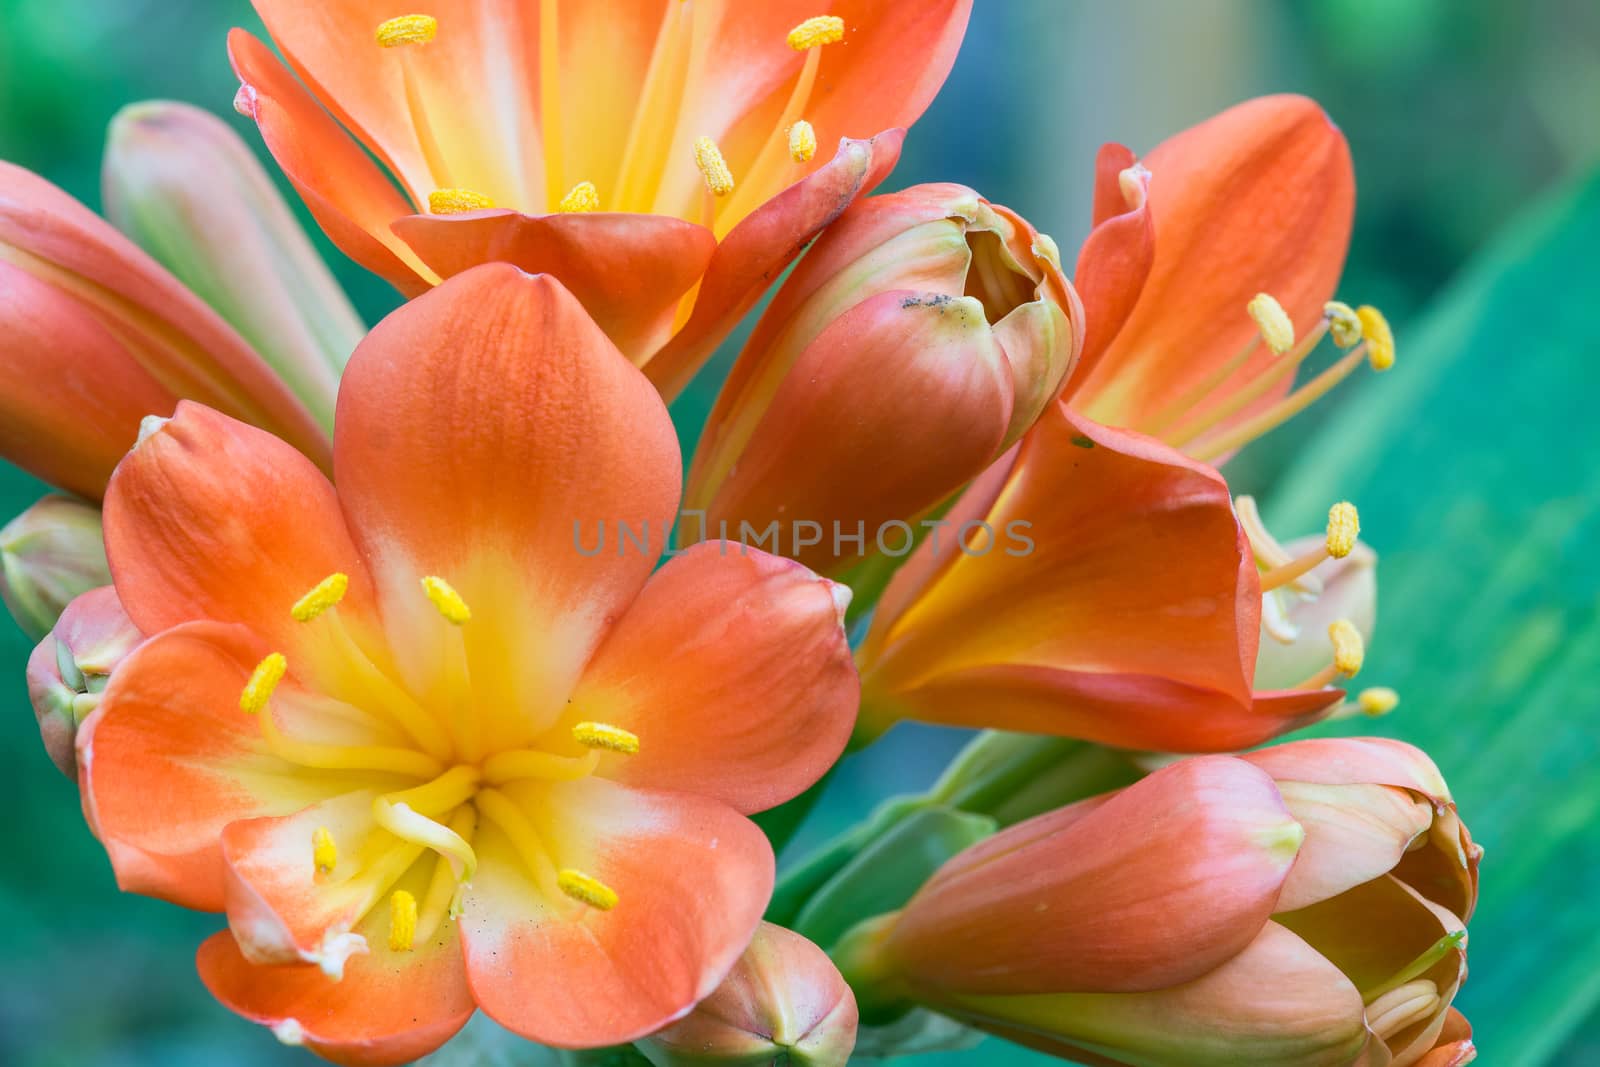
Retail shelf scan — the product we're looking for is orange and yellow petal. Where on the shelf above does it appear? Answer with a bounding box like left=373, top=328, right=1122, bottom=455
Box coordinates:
left=569, top=543, right=857, bottom=815
left=459, top=778, right=772, bottom=1047
left=331, top=267, right=681, bottom=741
left=1068, top=143, right=1154, bottom=384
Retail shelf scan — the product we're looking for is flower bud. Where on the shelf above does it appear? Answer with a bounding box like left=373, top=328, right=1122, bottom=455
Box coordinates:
left=639, top=923, right=858, bottom=1067
left=1255, top=532, right=1378, bottom=691
left=0, top=494, right=111, bottom=640
left=26, top=586, right=142, bottom=779
left=104, top=101, right=365, bottom=430
left=684, top=183, right=1083, bottom=577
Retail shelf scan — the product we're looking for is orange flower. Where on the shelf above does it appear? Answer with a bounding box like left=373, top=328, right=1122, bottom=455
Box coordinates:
left=228, top=0, right=973, bottom=396
left=854, top=402, right=1349, bottom=753
left=1064, top=95, right=1386, bottom=463
left=77, top=266, right=858, bottom=1062
left=839, top=740, right=1477, bottom=1067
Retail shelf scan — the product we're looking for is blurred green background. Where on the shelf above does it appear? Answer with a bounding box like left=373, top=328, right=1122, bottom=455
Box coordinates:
left=2, top=0, right=1599, bottom=1064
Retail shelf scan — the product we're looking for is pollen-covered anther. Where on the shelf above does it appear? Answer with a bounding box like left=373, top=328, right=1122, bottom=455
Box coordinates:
left=572, top=721, right=640, bottom=755
left=376, top=14, right=438, bottom=48
left=557, top=868, right=619, bottom=911
left=389, top=890, right=418, bottom=951
left=1248, top=292, right=1296, bottom=355
left=312, top=826, right=337, bottom=875
left=1325, top=501, right=1360, bottom=558
left=428, top=188, right=495, bottom=215
left=1324, top=301, right=1363, bottom=348
left=558, top=180, right=600, bottom=213
left=1358, top=686, right=1400, bottom=716
left=1357, top=305, right=1395, bottom=371
left=788, top=120, right=817, bottom=163
left=1329, top=619, right=1365, bottom=677
left=291, top=572, right=349, bottom=622
left=239, top=652, right=287, bottom=714
left=694, top=137, right=735, bottom=197
left=787, top=15, right=845, bottom=50
left=420, top=575, right=471, bottom=624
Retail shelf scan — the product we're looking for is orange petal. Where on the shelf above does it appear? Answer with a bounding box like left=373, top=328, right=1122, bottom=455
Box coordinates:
left=102, top=401, right=379, bottom=663
left=1243, top=737, right=1452, bottom=801
left=860, top=406, right=1287, bottom=752
left=1067, top=143, right=1154, bottom=386
left=887, top=757, right=1300, bottom=996
left=391, top=211, right=716, bottom=364
left=569, top=543, right=857, bottom=814
left=76, top=623, right=340, bottom=910
left=1414, top=1009, right=1475, bottom=1067
left=1270, top=781, right=1435, bottom=913
left=332, top=266, right=681, bottom=741
left=229, top=29, right=431, bottom=294
left=646, top=131, right=904, bottom=399
left=460, top=778, right=773, bottom=1047
left=1067, top=95, right=1354, bottom=434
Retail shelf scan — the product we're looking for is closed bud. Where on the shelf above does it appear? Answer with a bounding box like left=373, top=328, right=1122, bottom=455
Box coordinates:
left=684, top=183, right=1083, bottom=576
left=0, top=494, right=111, bottom=640
left=26, top=586, right=142, bottom=779
left=104, top=101, right=366, bottom=430
left=639, top=923, right=858, bottom=1067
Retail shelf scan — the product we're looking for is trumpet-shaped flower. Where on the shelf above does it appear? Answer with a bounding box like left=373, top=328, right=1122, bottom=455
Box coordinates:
left=840, top=739, right=1478, bottom=1067
left=229, top=0, right=972, bottom=395
left=77, top=266, right=858, bottom=1062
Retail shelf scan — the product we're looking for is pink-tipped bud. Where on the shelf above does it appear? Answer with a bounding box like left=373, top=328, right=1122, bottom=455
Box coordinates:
left=640, top=923, right=858, bottom=1067
left=26, top=586, right=142, bottom=779
left=0, top=494, right=111, bottom=640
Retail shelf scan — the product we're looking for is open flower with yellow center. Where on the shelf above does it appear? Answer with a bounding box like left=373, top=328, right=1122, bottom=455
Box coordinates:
left=76, top=265, right=858, bottom=1062
left=228, top=0, right=973, bottom=396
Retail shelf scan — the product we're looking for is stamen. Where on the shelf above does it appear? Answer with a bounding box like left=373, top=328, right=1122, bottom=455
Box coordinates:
left=1324, top=301, right=1363, bottom=348
left=1329, top=619, right=1365, bottom=676
left=788, top=120, right=817, bottom=163
left=1164, top=319, right=1331, bottom=447
left=1358, top=686, right=1400, bottom=716
left=417, top=808, right=477, bottom=937
left=1326, top=501, right=1360, bottom=558
left=291, top=573, right=348, bottom=622
left=787, top=15, right=845, bottom=50
left=1248, top=293, right=1295, bottom=355
left=420, top=575, right=472, bottom=624
left=1357, top=305, right=1395, bottom=371
left=259, top=709, right=446, bottom=778
left=375, top=14, right=438, bottom=48
left=312, top=826, right=338, bottom=876
left=428, top=189, right=495, bottom=216
left=694, top=137, right=735, bottom=197
left=388, top=890, right=418, bottom=951
left=240, top=653, right=287, bottom=714
left=384, top=765, right=480, bottom=816
left=474, top=788, right=560, bottom=898
left=558, top=868, right=619, bottom=911
left=572, top=721, right=640, bottom=754
left=1185, top=339, right=1370, bottom=463
left=483, top=748, right=601, bottom=784
left=558, top=180, right=599, bottom=213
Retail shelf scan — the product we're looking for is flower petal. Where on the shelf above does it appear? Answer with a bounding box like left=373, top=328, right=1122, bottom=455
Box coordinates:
left=1270, top=781, right=1434, bottom=913
left=332, top=266, right=681, bottom=743
left=569, top=543, right=857, bottom=814
left=1068, top=143, right=1154, bottom=385
left=460, top=778, right=772, bottom=1047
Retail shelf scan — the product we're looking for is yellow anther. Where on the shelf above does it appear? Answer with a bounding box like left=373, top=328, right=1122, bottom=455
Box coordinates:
left=291, top=572, right=348, bottom=622
left=788, top=120, right=817, bottom=163
left=420, top=576, right=471, bottom=624
left=1324, top=301, right=1363, bottom=348
left=787, top=15, right=845, bottom=50
left=1325, top=501, right=1360, bottom=559
left=558, top=180, right=600, bottom=213
left=388, top=890, right=418, bottom=951
left=428, top=188, right=495, bottom=215
left=572, top=721, right=640, bottom=755
left=1329, top=619, right=1365, bottom=677
left=1358, top=686, right=1400, bottom=716
left=240, top=653, right=287, bottom=714
left=1357, top=305, right=1394, bottom=371
left=1247, top=293, right=1296, bottom=355
left=557, top=868, right=619, bottom=911
left=694, top=136, right=735, bottom=197
left=375, top=14, right=438, bottom=48
left=311, top=826, right=338, bottom=875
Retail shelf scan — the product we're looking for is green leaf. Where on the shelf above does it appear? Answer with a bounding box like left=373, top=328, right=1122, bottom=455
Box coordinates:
left=1264, top=166, right=1600, bottom=1065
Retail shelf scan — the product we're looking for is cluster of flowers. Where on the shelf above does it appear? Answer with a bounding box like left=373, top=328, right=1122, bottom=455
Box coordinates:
left=0, top=3, right=1477, bottom=1066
